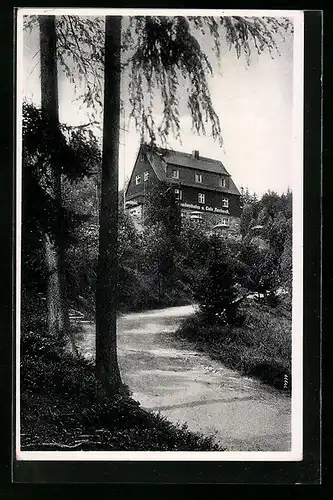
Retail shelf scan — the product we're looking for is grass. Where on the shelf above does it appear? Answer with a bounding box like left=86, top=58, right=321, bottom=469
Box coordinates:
left=20, top=321, right=222, bottom=451
left=175, top=297, right=292, bottom=392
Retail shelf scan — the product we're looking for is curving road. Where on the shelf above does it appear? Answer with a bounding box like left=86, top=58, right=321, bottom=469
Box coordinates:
left=76, top=305, right=291, bottom=451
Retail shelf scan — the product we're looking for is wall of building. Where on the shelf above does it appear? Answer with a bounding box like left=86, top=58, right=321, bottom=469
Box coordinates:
left=176, top=185, right=241, bottom=218
left=166, top=164, right=230, bottom=190
left=125, top=151, right=158, bottom=200
left=181, top=208, right=240, bottom=230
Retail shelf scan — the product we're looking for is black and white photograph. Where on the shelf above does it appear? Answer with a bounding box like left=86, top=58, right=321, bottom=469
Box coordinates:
left=15, top=8, right=305, bottom=464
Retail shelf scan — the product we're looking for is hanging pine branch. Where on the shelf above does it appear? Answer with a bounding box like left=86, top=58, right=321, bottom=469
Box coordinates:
left=23, top=14, right=292, bottom=145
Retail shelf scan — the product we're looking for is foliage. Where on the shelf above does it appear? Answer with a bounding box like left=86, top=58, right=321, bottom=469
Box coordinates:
left=193, top=235, right=239, bottom=323
left=237, top=243, right=281, bottom=297
left=24, top=14, right=105, bottom=121
left=22, top=102, right=100, bottom=243
left=61, top=176, right=100, bottom=315
left=24, top=184, right=293, bottom=318
left=22, top=102, right=101, bottom=316
left=239, top=204, right=255, bottom=238
left=116, top=208, right=155, bottom=311
left=23, top=102, right=100, bottom=182
left=188, top=16, right=293, bottom=61
left=64, top=221, right=98, bottom=317
left=176, top=299, right=291, bottom=391
left=240, top=186, right=258, bottom=206
left=144, top=178, right=181, bottom=238
left=101, top=188, right=293, bottom=315
left=24, top=14, right=292, bottom=143
left=176, top=218, right=212, bottom=292
left=238, top=189, right=293, bottom=297
left=61, top=189, right=185, bottom=315
left=125, top=16, right=221, bottom=144
left=124, top=15, right=292, bottom=145
left=280, top=230, right=293, bottom=294
left=142, top=180, right=182, bottom=299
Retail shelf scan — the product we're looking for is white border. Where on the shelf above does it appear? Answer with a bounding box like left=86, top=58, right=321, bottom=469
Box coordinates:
left=15, top=9, right=24, bottom=460
left=16, top=8, right=304, bottom=17
left=290, top=11, right=304, bottom=462
left=15, top=8, right=304, bottom=462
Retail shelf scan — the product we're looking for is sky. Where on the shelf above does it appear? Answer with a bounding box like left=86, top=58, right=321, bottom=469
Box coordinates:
left=21, top=14, right=297, bottom=197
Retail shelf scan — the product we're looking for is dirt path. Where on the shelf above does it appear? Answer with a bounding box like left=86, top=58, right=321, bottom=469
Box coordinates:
left=76, top=305, right=291, bottom=451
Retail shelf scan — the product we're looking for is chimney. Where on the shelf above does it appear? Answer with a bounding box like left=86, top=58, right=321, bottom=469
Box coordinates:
left=192, top=150, right=199, bottom=159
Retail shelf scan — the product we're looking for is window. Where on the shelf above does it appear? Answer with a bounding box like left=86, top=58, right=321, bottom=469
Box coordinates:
left=198, top=193, right=205, bottom=204
left=174, top=188, right=182, bottom=200
left=195, top=173, right=203, bottom=183
left=222, top=217, right=229, bottom=226
left=222, top=198, right=229, bottom=208
left=219, top=177, right=226, bottom=188
left=144, top=171, right=149, bottom=182
left=172, top=169, right=179, bottom=179
left=135, top=174, right=141, bottom=185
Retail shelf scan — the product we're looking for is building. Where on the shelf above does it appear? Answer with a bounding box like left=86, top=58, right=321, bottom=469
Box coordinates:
left=125, top=143, right=242, bottom=235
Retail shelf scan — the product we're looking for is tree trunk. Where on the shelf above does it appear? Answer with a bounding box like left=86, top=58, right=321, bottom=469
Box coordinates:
left=44, top=233, right=63, bottom=336
left=39, top=15, right=69, bottom=339
left=95, top=16, right=122, bottom=392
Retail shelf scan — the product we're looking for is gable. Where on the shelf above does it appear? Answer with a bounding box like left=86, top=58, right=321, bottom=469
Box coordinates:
left=125, top=145, right=163, bottom=201
left=125, top=145, right=144, bottom=198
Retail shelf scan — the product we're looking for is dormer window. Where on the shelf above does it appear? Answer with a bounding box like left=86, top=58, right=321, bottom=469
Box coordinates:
left=135, top=174, right=141, bottom=185
left=195, top=173, right=203, bottom=183
left=144, top=171, right=149, bottom=182
left=222, top=198, right=229, bottom=208
left=172, top=169, right=179, bottom=179
left=219, top=177, right=226, bottom=188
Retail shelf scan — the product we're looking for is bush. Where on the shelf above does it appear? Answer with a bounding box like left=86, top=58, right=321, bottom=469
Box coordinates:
left=193, top=236, right=239, bottom=324
left=264, top=291, right=280, bottom=307
left=236, top=243, right=281, bottom=298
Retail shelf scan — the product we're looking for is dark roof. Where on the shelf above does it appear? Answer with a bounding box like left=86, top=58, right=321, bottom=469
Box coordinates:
left=160, top=148, right=230, bottom=176
left=167, top=177, right=241, bottom=196
left=227, top=177, right=241, bottom=196
left=145, top=149, right=166, bottom=181
left=127, top=144, right=241, bottom=198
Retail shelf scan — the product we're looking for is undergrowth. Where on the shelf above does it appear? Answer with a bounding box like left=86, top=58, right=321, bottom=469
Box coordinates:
left=20, top=319, right=221, bottom=451
left=176, top=298, right=292, bottom=392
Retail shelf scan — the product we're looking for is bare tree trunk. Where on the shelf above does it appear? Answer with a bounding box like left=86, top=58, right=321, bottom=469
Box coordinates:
left=95, top=16, right=122, bottom=392
left=44, top=233, right=63, bottom=335
left=39, top=15, right=69, bottom=339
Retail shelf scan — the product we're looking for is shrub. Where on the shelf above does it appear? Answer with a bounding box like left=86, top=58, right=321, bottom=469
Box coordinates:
left=176, top=300, right=291, bottom=391
left=236, top=243, right=281, bottom=298
left=193, top=236, right=239, bottom=324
